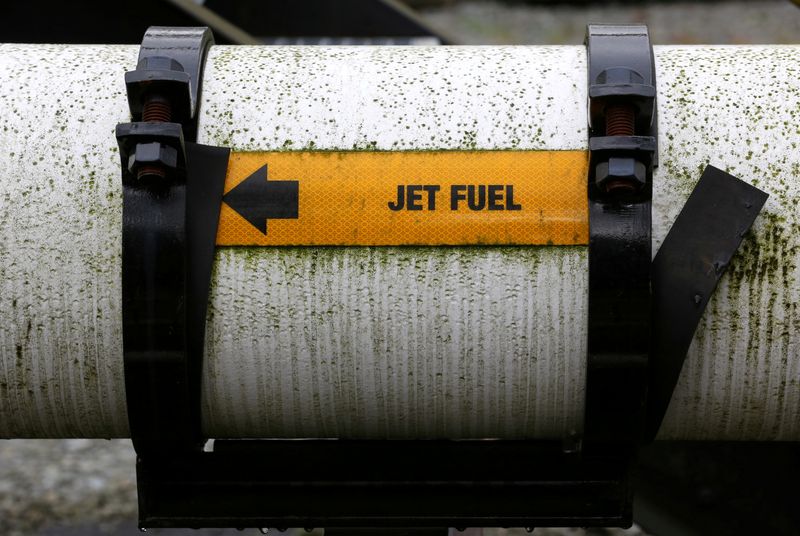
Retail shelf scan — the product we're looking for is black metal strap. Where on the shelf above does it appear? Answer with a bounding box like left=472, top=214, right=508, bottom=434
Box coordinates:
left=645, top=166, right=768, bottom=441
left=583, top=24, right=657, bottom=450
left=117, top=27, right=228, bottom=455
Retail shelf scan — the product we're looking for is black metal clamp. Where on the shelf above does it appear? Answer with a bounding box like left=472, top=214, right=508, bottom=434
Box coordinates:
left=584, top=24, right=656, bottom=454
left=117, top=26, right=633, bottom=531
left=116, top=27, right=230, bottom=458
left=117, top=24, right=768, bottom=531
left=583, top=24, right=768, bottom=451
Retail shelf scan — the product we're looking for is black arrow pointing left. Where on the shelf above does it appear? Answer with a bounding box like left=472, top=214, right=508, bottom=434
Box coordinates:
left=223, top=164, right=299, bottom=234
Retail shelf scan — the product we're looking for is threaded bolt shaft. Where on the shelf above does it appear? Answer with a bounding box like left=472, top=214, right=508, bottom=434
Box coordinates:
left=137, top=94, right=173, bottom=181
left=605, top=104, right=635, bottom=137
left=603, top=104, right=638, bottom=194
left=142, top=97, right=172, bottom=123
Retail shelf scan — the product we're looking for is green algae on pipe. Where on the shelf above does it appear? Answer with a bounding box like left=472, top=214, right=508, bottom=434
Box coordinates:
left=0, top=44, right=797, bottom=441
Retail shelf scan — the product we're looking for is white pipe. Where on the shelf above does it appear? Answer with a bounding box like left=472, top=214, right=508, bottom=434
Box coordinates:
left=0, top=45, right=797, bottom=441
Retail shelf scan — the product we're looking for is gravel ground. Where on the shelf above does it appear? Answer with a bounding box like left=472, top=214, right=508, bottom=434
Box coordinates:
left=2, top=1, right=798, bottom=535
left=0, top=440, right=136, bottom=536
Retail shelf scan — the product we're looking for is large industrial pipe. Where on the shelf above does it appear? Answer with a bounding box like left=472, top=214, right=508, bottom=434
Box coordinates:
left=0, top=44, right=797, bottom=441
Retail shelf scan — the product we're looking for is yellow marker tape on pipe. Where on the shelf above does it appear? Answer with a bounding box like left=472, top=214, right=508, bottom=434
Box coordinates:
left=217, top=151, right=589, bottom=246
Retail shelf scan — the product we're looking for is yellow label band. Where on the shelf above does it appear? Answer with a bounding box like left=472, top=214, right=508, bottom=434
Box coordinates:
left=217, top=150, right=589, bottom=246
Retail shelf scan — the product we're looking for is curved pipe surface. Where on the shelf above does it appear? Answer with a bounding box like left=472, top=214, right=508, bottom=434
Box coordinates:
left=0, top=45, right=797, bottom=440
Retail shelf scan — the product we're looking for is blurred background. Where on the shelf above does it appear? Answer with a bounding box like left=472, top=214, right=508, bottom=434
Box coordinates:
left=1, top=1, right=799, bottom=535
left=4, top=0, right=800, bottom=45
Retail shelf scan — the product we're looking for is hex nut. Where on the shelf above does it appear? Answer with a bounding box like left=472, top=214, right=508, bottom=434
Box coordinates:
left=127, top=142, right=178, bottom=174
left=595, top=157, right=647, bottom=191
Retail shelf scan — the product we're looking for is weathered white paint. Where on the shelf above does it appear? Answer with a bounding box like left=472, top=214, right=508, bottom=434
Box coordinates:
left=0, top=45, right=135, bottom=439
left=0, top=45, right=797, bottom=441
left=651, top=46, right=800, bottom=440
left=198, top=46, right=589, bottom=440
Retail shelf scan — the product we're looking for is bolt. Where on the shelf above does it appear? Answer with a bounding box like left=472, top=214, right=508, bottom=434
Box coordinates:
left=605, top=104, right=635, bottom=137
left=137, top=93, right=173, bottom=181
left=142, top=94, right=173, bottom=123
left=600, top=103, right=642, bottom=195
